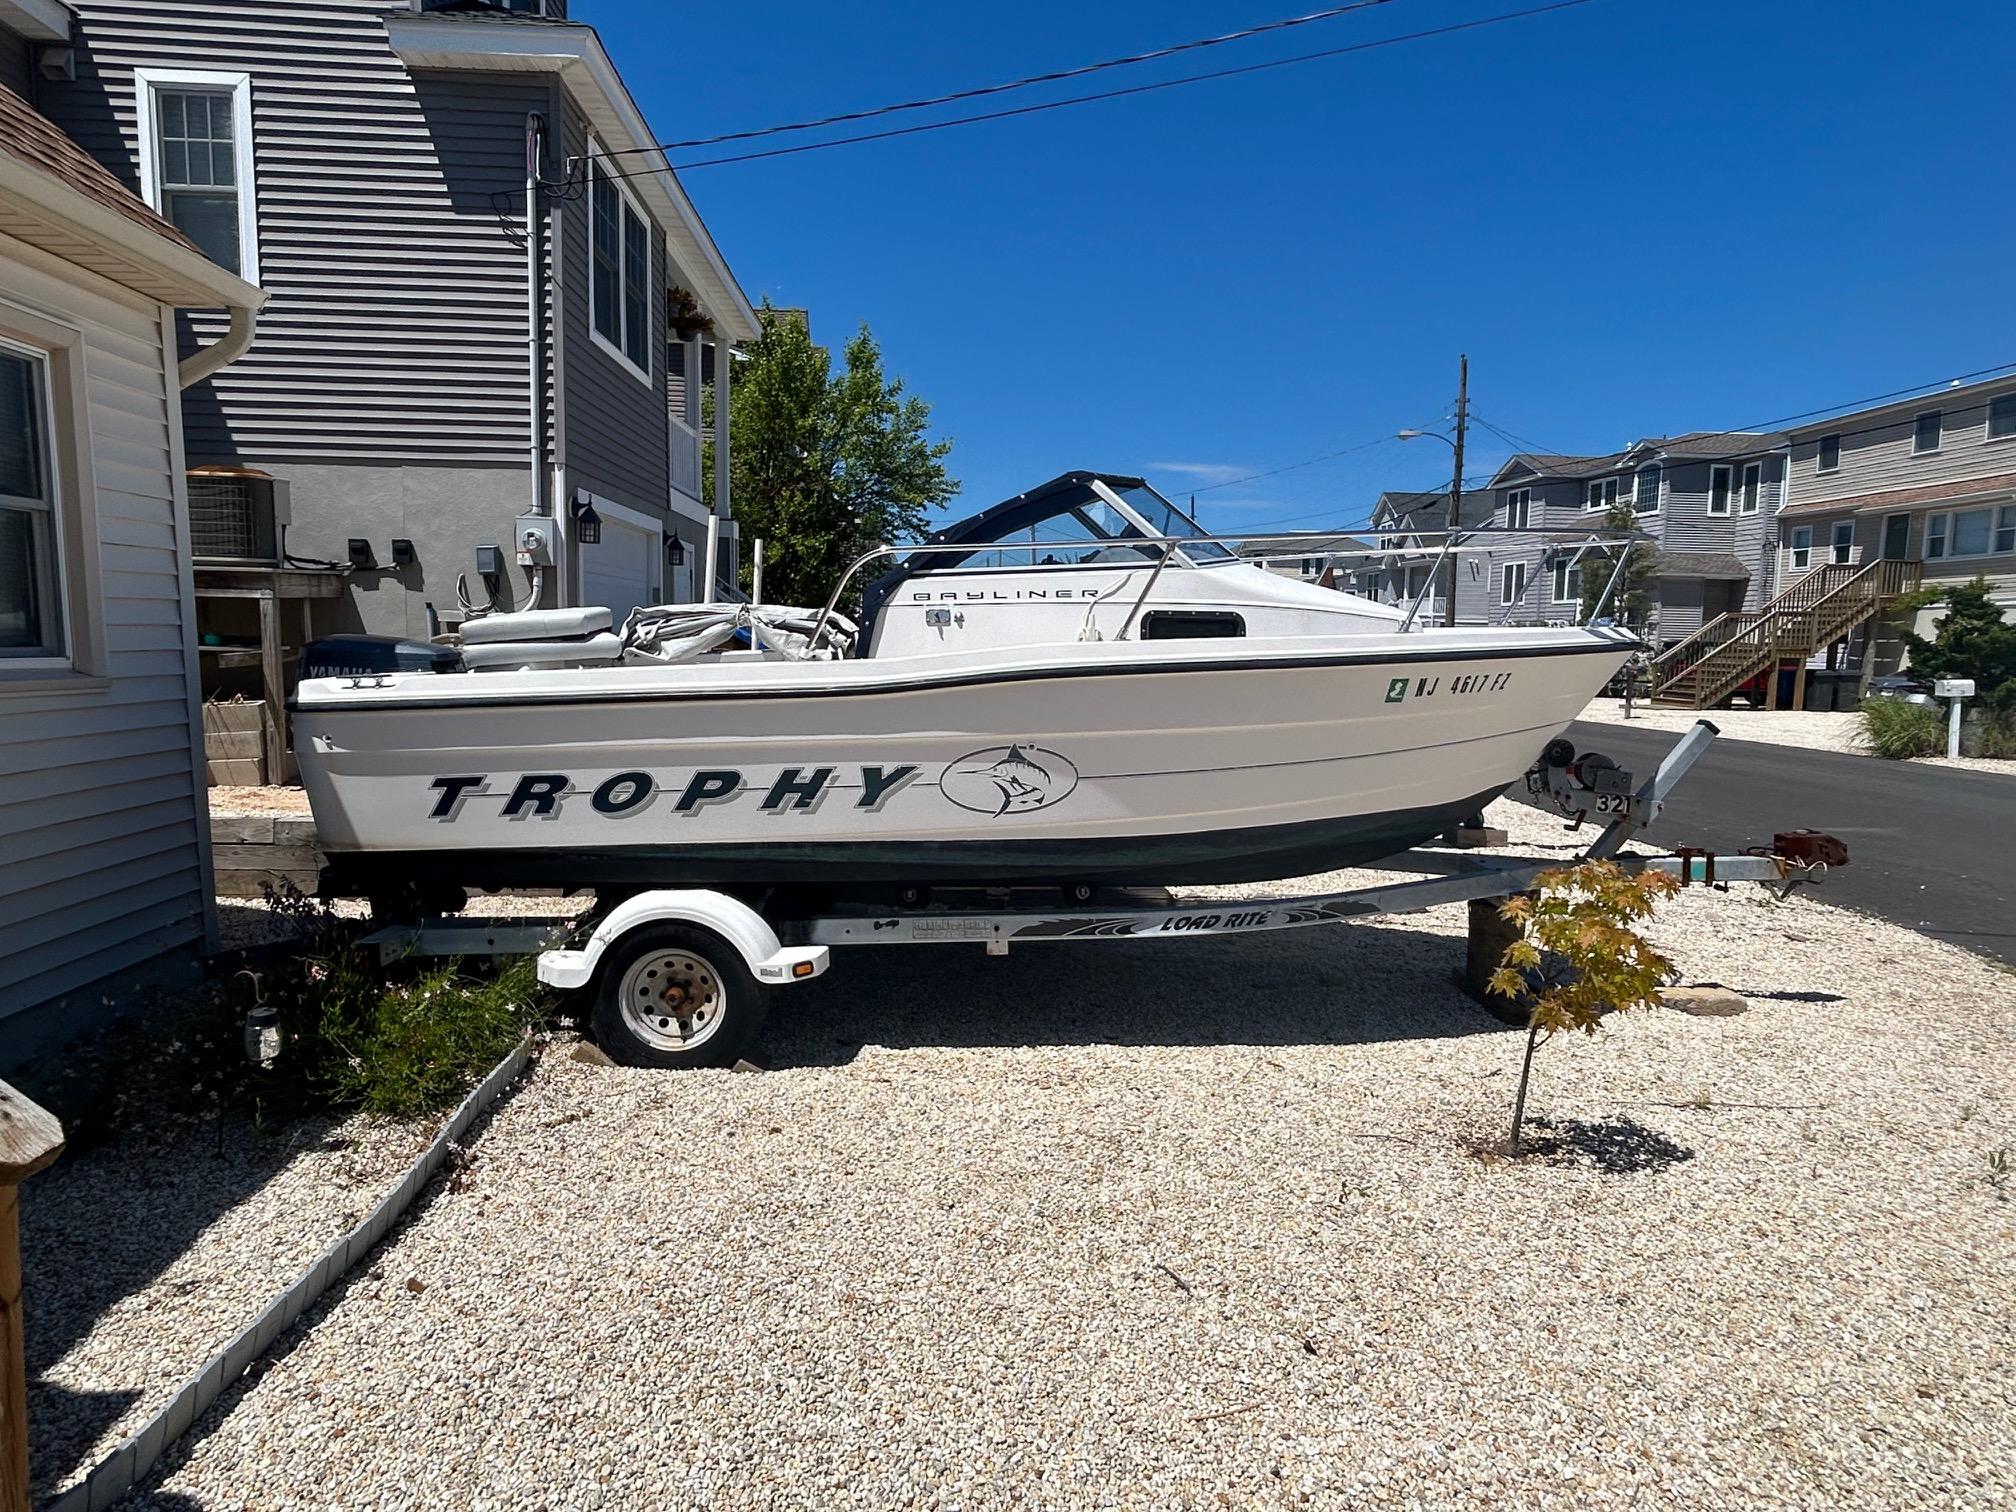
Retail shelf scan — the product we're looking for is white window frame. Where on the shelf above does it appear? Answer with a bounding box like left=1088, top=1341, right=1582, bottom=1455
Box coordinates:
left=1499, top=560, right=1526, bottom=605
left=1816, top=433, right=1840, bottom=473
left=1706, top=464, right=1731, bottom=516
left=1584, top=476, right=1619, bottom=512
left=1504, top=487, right=1531, bottom=529
left=1925, top=505, right=2013, bottom=561
left=1789, top=525, right=1813, bottom=571
left=1550, top=556, right=1580, bottom=603
left=1632, top=464, right=1661, bottom=515
left=1912, top=409, right=1942, bottom=455
left=586, top=140, right=654, bottom=388
left=133, top=67, right=259, bottom=285
left=1829, top=520, right=1854, bottom=566
left=1988, top=394, right=2016, bottom=443
left=0, top=335, right=69, bottom=668
left=1740, top=460, right=1762, bottom=515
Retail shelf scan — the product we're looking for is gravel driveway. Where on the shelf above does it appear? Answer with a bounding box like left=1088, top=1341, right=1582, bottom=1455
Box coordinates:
left=127, top=800, right=2016, bottom=1509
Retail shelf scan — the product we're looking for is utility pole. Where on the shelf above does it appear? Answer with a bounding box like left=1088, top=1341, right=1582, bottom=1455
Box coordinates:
left=1444, top=353, right=1468, bottom=626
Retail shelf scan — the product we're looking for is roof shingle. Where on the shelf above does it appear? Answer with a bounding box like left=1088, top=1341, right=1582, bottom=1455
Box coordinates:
left=0, top=83, right=199, bottom=257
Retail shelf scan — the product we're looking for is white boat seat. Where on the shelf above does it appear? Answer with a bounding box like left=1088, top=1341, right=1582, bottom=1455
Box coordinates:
left=460, top=606, right=613, bottom=645
left=460, top=632, right=625, bottom=670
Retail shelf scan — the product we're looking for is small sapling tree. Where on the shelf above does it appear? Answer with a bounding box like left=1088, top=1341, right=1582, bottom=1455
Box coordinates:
left=1489, top=860, right=1680, bottom=1154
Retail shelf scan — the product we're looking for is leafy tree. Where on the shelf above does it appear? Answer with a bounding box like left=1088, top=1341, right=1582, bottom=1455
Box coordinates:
left=1489, top=861, right=1680, bottom=1154
left=1903, top=576, right=2016, bottom=711
left=1578, top=501, right=1660, bottom=631
left=705, top=304, right=957, bottom=609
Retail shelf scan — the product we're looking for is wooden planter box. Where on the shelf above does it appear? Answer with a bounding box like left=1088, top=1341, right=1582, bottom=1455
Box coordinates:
left=210, top=813, right=322, bottom=896
left=202, top=701, right=269, bottom=787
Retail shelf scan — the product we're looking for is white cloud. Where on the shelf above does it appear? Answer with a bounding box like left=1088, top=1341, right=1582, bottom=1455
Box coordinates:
left=1147, top=461, right=1251, bottom=484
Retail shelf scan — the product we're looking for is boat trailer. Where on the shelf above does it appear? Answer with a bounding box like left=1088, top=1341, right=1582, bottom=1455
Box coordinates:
left=360, top=719, right=1846, bottom=1067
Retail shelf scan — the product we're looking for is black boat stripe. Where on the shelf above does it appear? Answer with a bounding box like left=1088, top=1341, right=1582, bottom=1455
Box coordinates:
left=290, top=638, right=1633, bottom=714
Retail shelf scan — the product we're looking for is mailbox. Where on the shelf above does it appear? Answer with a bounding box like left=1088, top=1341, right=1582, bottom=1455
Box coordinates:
left=1933, top=678, right=1975, bottom=699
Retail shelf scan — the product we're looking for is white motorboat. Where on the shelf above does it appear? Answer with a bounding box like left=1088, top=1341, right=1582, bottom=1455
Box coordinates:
left=292, top=473, right=1638, bottom=900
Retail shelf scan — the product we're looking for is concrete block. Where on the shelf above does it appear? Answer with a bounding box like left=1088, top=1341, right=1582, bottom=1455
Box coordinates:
left=1447, top=826, right=1509, bottom=849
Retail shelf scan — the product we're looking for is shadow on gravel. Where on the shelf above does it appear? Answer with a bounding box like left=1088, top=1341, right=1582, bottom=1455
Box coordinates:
left=1522, top=1115, right=1696, bottom=1175
left=760, top=921, right=1508, bottom=1068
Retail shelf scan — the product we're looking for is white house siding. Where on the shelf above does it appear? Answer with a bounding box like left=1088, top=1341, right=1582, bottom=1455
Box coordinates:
left=0, top=239, right=206, bottom=1036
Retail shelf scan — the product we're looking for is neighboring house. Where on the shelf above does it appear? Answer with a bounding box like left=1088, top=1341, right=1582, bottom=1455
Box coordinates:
left=36, top=0, right=758, bottom=675
left=1481, top=432, right=1788, bottom=642
left=1236, top=531, right=1371, bottom=592
left=0, top=45, right=265, bottom=1056
left=1778, top=372, right=2016, bottom=674
left=1360, top=487, right=1495, bottom=621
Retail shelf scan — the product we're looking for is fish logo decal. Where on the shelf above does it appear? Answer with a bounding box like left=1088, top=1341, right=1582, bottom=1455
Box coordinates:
left=941, top=744, right=1079, bottom=817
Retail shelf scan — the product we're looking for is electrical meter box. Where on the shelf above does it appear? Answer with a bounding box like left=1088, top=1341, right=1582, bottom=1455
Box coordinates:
left=515, top=513, right=555, bottom=568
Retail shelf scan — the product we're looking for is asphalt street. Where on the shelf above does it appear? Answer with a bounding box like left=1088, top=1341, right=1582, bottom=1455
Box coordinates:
left=1507, top=721, right=2016, bottom=968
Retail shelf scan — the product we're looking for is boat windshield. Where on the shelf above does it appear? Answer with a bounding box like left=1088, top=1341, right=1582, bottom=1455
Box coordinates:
left=1108, top=484, right=1236, bottom=564
left=953, top=480, right=1236, bottom=569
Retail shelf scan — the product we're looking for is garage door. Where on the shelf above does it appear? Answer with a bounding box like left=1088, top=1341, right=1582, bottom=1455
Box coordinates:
left=580, top=516, right=658, bottom=624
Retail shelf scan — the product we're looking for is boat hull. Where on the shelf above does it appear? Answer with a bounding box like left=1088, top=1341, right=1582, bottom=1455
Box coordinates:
left=294, top=631, right=1634, bottom=894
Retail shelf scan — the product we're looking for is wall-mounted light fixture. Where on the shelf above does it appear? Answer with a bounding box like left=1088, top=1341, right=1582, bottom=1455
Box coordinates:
left=665, top=535, right=686, bottom=569
left=347, top=538, right=376, bottom=570
left=391, top=538, right=417, bottom=568
left=570, top=490, right=602, bottom=545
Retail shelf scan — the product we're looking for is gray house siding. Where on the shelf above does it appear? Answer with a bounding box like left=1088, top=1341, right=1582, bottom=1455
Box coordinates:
left=1, top=257, right=207, bottom=1043
left=554, top=93, right=670, bottom=520
left=0, top=29, right=32, bottom=97
left=44, top=2, right=545, bottom=465
left=1789, top=380, right=2016, bottom=506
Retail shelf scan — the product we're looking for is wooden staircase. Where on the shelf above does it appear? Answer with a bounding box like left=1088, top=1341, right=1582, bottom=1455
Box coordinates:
left=1649, top=557, right=1922, bottom=709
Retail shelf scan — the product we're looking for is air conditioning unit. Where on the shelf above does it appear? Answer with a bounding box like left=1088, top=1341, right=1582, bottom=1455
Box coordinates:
left=189, top=470, right=291, bottom=564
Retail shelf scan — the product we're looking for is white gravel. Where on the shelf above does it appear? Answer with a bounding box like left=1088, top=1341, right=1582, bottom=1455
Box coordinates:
left=122, top=798, right=2016, bottom=1510
left=1578, top=698, right=2016, bottom=776
left=22, top=1108, right=424, bottom=1501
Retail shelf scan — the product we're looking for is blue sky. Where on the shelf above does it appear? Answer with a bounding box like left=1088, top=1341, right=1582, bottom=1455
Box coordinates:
left=595, top=0, right=2016, bottom=534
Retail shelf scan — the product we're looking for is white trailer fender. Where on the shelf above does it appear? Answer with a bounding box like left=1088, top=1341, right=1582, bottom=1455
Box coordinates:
left=537, top=889, right=830, bottom=991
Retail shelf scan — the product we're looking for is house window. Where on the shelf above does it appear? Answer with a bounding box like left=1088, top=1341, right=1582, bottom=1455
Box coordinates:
left=1585, top=477, right=1619, bottom=511
left=1505, top=488, right=1531, bottom=529
left=1913, top=410, right=1942, bottom=454
left=1926, top=506, right=2012, bottom=559
left=589, top=147, right=653, bottom=381
left=1707, top=464, right=1731, bottom=516
left=1990, top=394, right=2016, bottom=441
left=134, top=71, right=257, bottom=281
left=1830, top=521, right=1854, bottom=565
left=0, top=344, right=61, bottom=660
left=1550, top=557, right=1581, bottom=603
left=1817, top=433, right=1840, bottom=472
left=1633, top=464, right=1661, bottom=514
left=1789, top=525, right=1813, bottom=571
left=1740, top=461, right=1762, bottom=514
left=1499, top=561, right=1526, bottom=605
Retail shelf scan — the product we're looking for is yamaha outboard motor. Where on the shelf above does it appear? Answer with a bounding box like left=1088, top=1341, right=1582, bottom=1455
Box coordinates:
left=298, top=634, right=462, bottom=680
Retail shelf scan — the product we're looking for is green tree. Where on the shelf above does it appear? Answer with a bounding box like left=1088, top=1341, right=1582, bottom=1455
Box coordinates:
left=1490, top=861, right=1680, bottom=1154
left=1902, top=576, right=2016, bottom=711
left=705, top=304, right=957, bottom=609
left=1578, top=501, right=1660, bottom=631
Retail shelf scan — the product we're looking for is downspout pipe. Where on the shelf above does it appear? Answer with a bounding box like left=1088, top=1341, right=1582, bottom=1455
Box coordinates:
left=177, top=303, right=256, bottom=389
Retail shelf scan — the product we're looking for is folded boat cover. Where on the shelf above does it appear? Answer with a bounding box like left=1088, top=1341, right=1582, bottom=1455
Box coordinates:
left=460, top=606, right=614, bottom=645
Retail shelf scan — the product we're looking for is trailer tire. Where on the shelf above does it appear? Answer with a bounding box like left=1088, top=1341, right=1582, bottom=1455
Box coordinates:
left=591, top=923, right=770, bottom=1070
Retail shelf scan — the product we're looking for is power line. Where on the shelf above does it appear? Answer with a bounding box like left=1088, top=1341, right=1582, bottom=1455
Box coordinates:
left=597, top=1, right=1409, bottom=158
left=1187, top=432, right=1402, bottom=494
left=575, top=0, right=1603, bottom=184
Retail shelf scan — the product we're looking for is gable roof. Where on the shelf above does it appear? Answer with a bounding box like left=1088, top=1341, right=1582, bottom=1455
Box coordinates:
left=1630, top=430, right=1788, bottom=461
left=0, top=84, right=263, bottom=308
left=1372, top=487, right=1497, bottom=529
left=1488, top=452, right=1620, bottom=486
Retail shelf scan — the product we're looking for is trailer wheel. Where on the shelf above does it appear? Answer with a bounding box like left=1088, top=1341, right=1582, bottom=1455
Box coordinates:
left=592, top=924, right=769, bottom=1070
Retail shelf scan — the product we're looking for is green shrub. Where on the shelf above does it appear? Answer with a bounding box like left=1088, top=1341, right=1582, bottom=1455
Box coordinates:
left=1857, top=696, right=1945, bottom=760
left=221, top=888, right=550, bottom=1120
left=1973, top=712, right=2016, bottom=760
